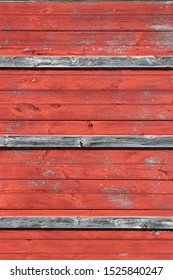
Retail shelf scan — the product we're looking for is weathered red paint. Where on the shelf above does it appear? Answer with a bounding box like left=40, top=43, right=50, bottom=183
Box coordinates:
left=0, top=1, right=173, bottom=260
left=0, top=121, right=172, bottom=135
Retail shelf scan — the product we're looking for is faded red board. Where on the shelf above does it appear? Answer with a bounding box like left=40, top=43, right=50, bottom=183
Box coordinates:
left=0, top=230, right=173, bottom=260
left=0, top=121, right=173, bottom=135
left=0, top=2, right=173, bottom=56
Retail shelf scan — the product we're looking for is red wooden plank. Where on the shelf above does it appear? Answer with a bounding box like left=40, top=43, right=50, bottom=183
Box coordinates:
left=0, top=229, right=172, bottom=240
left=1, top=253, right=173, bottom=260
left=0, top=90, right=172, bottom=105
left=1, top=240, right=173, bottom=254
left=0, top=193, right=172, bottom=210
left=0, top=180, right=172, bottom=194
left=0, top=150, right=172, bottom=164
left=0, top=121, right=172, bottom=135
left=1, top=15, right=173, bottom=31
left=0, top=70, right=172, bottom=90
left=0, top=31, right=172, bottom=55
left=0, top=104, right=172, bottom=120
left=0, top=163, right=172, bottom=180
left=0, top=2, right=172, bottom=15
left=1, top=210, right=172, bottom=217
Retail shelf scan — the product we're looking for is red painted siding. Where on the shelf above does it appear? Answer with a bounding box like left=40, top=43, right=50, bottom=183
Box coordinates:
left=0, top=1, right=173, bottom=259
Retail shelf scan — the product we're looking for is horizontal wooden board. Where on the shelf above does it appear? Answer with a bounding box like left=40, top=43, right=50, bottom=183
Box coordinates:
left=0, top=216, right=173, bottom=229
left=0, top=179, right=173, bottom=193
left=0, top=104, right=173, bottom=120
left=1, top=210, right=172, bottom=217
left=0, top=229, right=172, bottom=240
left=0, top=135, right=173, bottom=148
left=0, top=2, right=172, bottom=15
left=0, top=121, right=173, bottom=135
left=1, top=56, right=173, bottom=68
left=0, top=31, right=173, bottom=55
left=1, top=253, right=173, bottom=260
left=0, top=193, right=173, bottom=210
left=0, top=163, right=172, bottom=180
left=0, top=228, right=173, bottom=259
left=0, top=69, right=172, bottom=90
left=3, top=239, right=172, bottom=253
left=1, top=15, right=173, bottom=31
left=0, top=179, right=173, bottom=210
left=0, top=90, right=173, bottom=105
left=0, top=149, right=172, bottom=164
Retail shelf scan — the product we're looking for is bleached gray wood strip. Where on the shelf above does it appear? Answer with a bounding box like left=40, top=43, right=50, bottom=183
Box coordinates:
left=0, top=135, right=173, bottom=148
left=0, top=216, right=172, bottom=229
left=0, top=56, right=173, bottom=68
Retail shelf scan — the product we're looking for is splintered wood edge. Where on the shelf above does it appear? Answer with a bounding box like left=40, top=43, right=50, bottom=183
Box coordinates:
left=0, top=56, right=173, bottom=68
left=0, top=135, right=173, bottom=148
left=0, top=217, right=172, bottom=229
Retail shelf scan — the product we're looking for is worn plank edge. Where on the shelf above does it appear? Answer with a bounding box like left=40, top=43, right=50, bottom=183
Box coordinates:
left=0, top=56, right=173, bottom=68
left=0, top=216, right=173, bottom=229
left=0, top=135, right=173, bottom=148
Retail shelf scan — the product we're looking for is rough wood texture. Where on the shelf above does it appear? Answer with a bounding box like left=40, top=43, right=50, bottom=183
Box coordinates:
left=0, top=135, right=172, bottom=148
left=1, top=210, right=173, bottom=217
left=0, top=56, right=173, bottom=68
left=0, top=0, right=173, bottom=260
left=1, top=15, right=173, bottom=32
left=1, top=229, right=173, bottom=240
left=0, top=1, right=173, bottom=56
left=0, top=69, right=172, bottom=121
left=0, top=121, right=173, bottom=135
left=1, top=31, right=172, bottom=56
left=1, top=1, right=172, bottom=14
left=0, top=216, right=173, bottom=229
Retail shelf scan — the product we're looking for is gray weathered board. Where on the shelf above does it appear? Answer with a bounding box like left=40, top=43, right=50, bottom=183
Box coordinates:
left=0, top=216, right=173, bottom=229
left=0, top=135, right=173, bottom=148
left=0, top=56, right=173, bottom=68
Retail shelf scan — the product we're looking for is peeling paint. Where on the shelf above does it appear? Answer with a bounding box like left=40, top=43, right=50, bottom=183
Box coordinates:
left=151, top=24, right=173, bottom=31
left=43, top=168, right=55, bottom=178
left=107, top=194, right=133, bottom=208
left=144, top=156, right=159, bottom=165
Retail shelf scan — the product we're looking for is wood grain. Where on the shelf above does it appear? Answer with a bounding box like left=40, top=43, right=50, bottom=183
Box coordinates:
left=0, top=193, right=173, bottom=210
left=0, top=216, right=173, bottom=229
left=1, top=15, right=173, bottom=31
left=0, top=0, right=173, bottom=260
left=0, top=149, right=172, bottom=164
left=0, top=31, right=173, bottom=55
left=0, top=135, right=173, bottom=148
left=1, top=210, right=172, bottom=217
left=0, top=121, right=172, bottom=135
left=0, top=229, right=172, bottom=240
left=0, top=90, right=173, bottom=105
left=1, top=253, right=173, bottom=260
left=1, top=2, right=172, bottom=15
left=0, top=56, right=173, bottom=68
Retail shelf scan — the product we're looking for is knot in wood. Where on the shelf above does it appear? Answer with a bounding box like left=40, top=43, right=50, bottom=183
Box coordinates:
left=80, top=140, right=86, bottom=148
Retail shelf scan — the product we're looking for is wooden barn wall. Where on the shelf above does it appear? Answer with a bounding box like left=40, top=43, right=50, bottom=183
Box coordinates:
left=0, top=0, right=173, bottom=260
